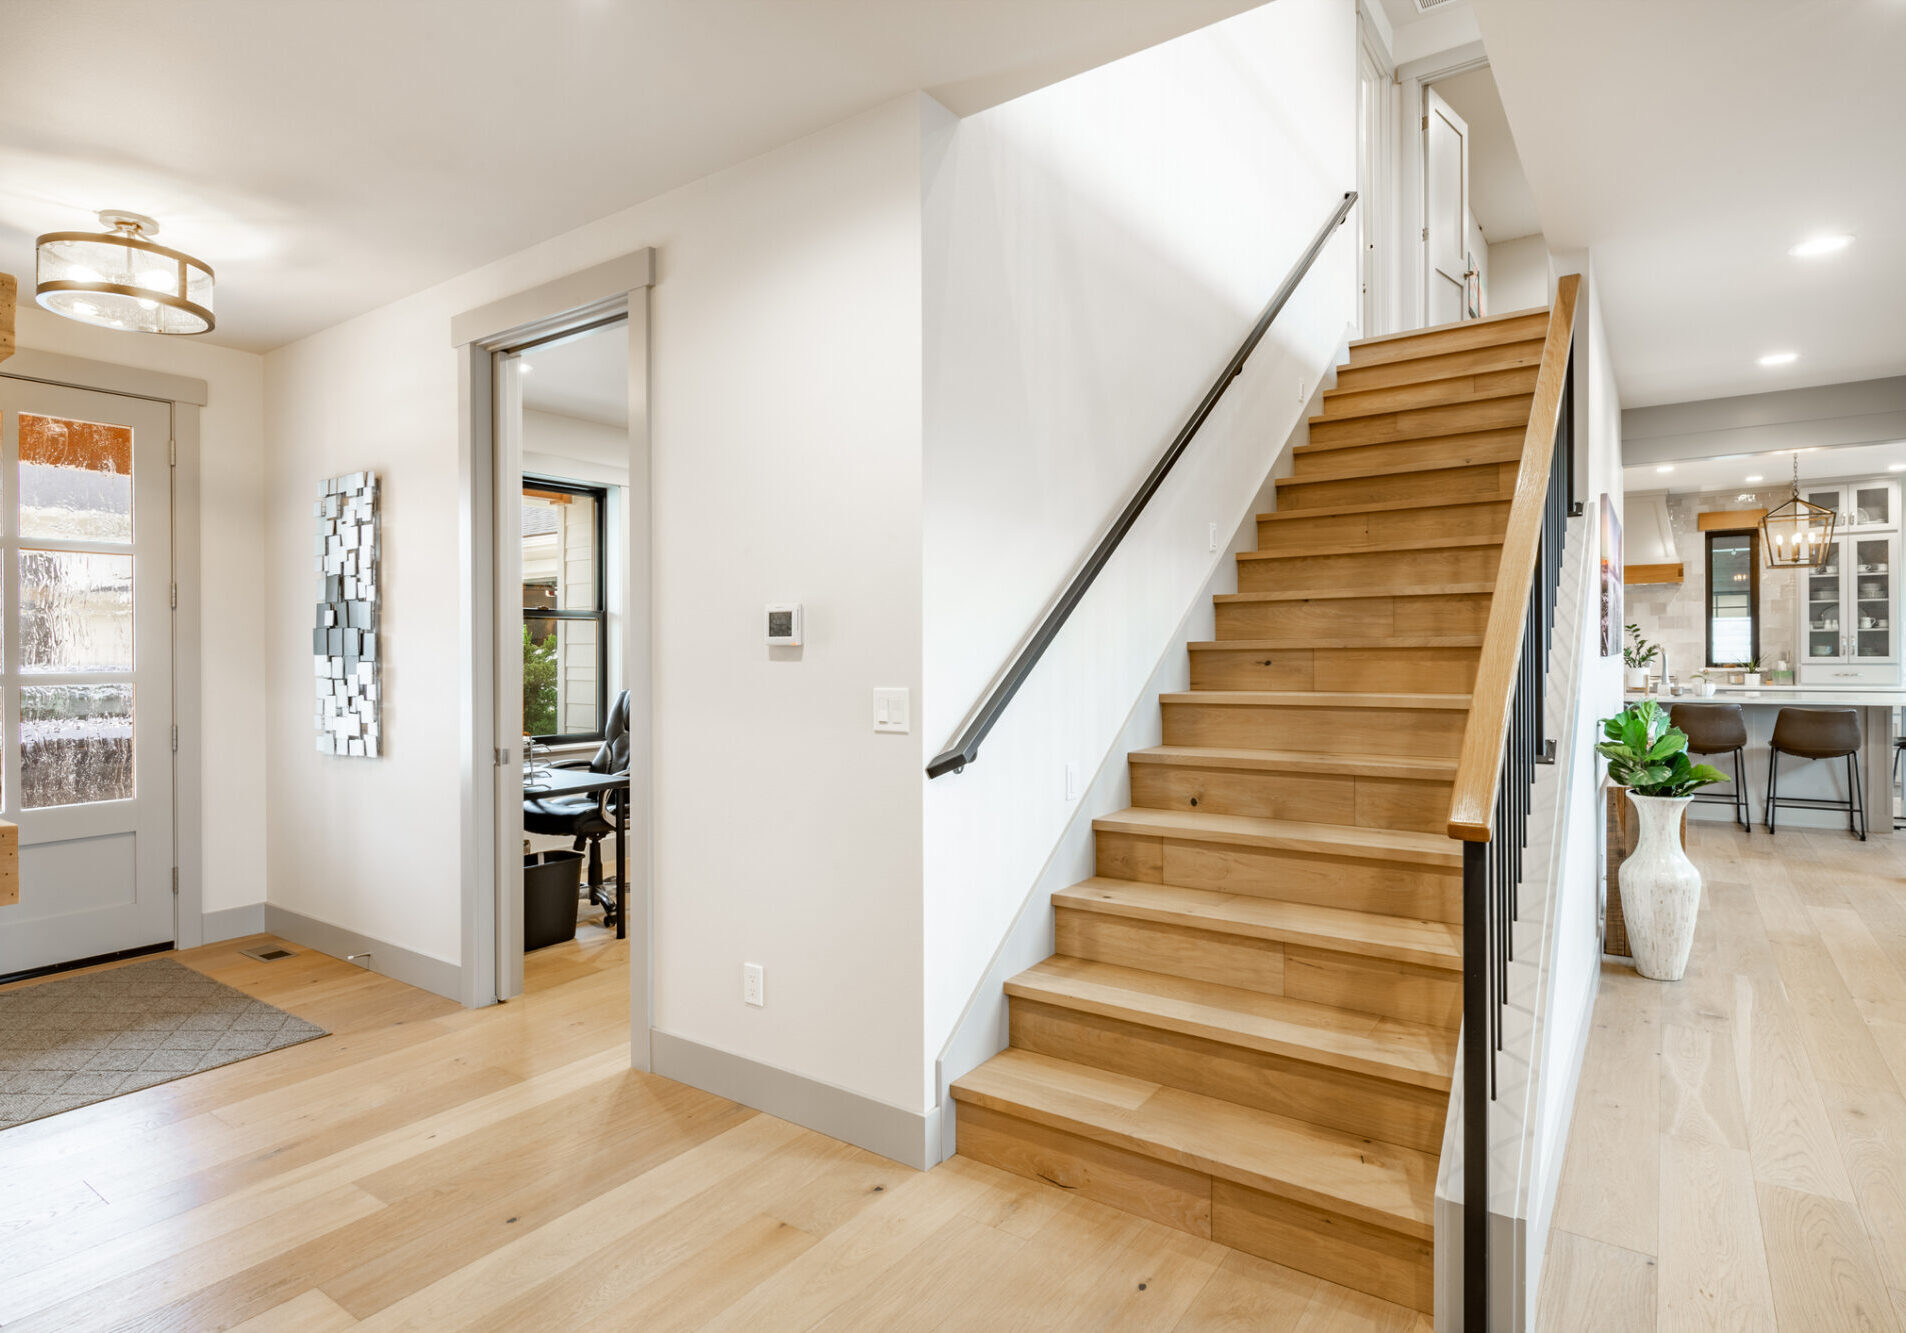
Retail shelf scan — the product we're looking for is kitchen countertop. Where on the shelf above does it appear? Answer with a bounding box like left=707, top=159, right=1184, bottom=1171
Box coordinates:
left=1627, top=688, right=1906, bottom=707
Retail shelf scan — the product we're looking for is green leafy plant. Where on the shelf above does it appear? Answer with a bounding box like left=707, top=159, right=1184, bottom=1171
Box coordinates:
left=523, top=625, right=559, bottom=737
left=1597, top=701, right=1729, bottom=797
left=1622, top=623, right=1660, bottom=671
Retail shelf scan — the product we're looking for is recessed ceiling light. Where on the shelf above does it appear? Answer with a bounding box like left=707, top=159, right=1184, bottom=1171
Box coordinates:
left=1759, top=351, right=1799, bottom=367
left=518, top=362, right=533, bottom=373
left=1889, top=463, right=1906, bottom=473
left=1789, top=234, right=1853, bottom=258
left=1655, top=465, right=1675, bottom=474
left=1745, top=474, right=1764, bottom=483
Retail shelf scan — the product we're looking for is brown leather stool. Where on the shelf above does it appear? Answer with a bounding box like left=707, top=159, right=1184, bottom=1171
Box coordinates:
left=1766, top=707, right=1866, bottom=839
left=1670, top=703, right=1750, bottom=832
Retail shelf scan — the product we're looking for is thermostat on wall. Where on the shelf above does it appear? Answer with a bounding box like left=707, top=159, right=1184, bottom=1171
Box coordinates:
left=765, top=603, right=804, bottom=646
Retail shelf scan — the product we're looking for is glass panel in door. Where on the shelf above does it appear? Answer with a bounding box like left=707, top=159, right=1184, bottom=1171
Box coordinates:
left=1853, top=536, right=1894, bottom=661
left=0, top=382, right=174, bottom=976
left=1805, top=538, right=1845, bottom=662
left=1803, top=486, right=1844, bottom=526
left=1852, top=484, right=1894, bottom=530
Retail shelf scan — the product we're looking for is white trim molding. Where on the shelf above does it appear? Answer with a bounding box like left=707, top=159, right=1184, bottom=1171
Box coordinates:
left=264, top=904, right=461, bottom=1001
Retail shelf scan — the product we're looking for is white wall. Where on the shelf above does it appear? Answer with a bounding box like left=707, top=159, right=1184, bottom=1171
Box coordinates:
left=1490, top=234, right=1550, bottom=313
left=920, top=0, right=1359, bottom=1102
left=263, top=97, right=928, bottom=1110
left=9, top=306, right=269, bottom=920
left=522, top=409, right=628, bottom=486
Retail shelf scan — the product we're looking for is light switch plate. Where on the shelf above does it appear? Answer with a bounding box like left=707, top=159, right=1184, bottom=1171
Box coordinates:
left=874, top=687, right=910, bottom=734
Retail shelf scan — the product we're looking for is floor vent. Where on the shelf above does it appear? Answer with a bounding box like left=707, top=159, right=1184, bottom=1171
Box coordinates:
left=239, top=945, right=296, bottom=962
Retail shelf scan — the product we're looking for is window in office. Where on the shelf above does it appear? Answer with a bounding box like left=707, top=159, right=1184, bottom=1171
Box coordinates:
left=522, top=479, right=606, bottom=741
left=1706, top=529, right=1760, bottom=667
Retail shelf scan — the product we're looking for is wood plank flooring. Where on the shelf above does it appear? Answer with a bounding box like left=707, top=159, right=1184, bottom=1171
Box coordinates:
left=0, top=926, right=1428, bottom=1330
left=1539, top=821, right=1906, bottom=1332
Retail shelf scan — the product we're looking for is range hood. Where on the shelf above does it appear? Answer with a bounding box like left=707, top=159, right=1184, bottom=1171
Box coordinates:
left=1624, top=494, right=1682, bottom=583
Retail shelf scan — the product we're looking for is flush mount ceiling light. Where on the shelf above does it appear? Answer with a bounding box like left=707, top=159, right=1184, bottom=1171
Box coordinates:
left=1889, top=463, right=1906, bottom=473
left=1745, top=474, right=1765, bottom=482
left=1789, top=234, right=1853, bottom=258
left=1758, top=350, right=1799, bottom=367
left=1762, top=453, right=1834, bottom=570
left=35, top=210, right=214, bottom=334
left=1655, top=465, right=1675, bottom=474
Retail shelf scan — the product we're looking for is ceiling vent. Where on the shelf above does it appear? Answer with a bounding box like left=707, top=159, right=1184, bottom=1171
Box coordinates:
left=1413, top=0, right=1460, bottom=11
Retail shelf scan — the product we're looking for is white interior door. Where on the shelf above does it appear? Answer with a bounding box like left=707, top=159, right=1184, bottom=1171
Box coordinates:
left=1423, top=85, right=1471, bottom=327
left=0, top=379, right=174, bottom=975
left=1356, top=36, right=1386, bottom=337
left=493, top=350, right=526, bottom=1001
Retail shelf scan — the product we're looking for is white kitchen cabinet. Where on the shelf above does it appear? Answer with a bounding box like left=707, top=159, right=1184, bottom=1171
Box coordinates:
left=1800, top=479, right=1899, bottom=533
left=1799, top=531, right=1900, bottom=684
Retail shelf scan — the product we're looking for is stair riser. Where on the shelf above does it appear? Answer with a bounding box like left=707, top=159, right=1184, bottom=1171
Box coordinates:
left=1130, top=759, right=1454, bottom=834
left=1096, top=831, right=1461, bottom=922
left=1277, top=461, right=1517, bottom=512
left=1055, top=908, right=1460, bottom=1027
left=953, top=1104, right=1433, bottom=1313
left=1215, top=1178, right=1433, bottom=1313
left=1237, top=544, right=1499, bottom=595
left=1188, top=645, right=1478, bottom=695
left=1010, top=999, right=1448, bottom=1153
left=1331, top=336, right=1546, bottom=393
left=1346, top=310, right=1549, bottom=369
left=1290, top=427, right=1525, bottom=480
left=1307, top=394, right=1533, bottom=450
left=1256, top=502, right=1509, bottom=555
left=1161, top=701, right=1468, bottom=758
left=1213, top=593, right=1489, bottom=641
left=1320, top=365, right=1539, bottom=420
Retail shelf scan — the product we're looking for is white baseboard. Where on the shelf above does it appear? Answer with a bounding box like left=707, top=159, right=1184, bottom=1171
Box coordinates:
left=652, top=1029, right=938, bottom=1171
left=262, top=905, right=462, bottom=1002
left=200, top=903, right=266, bottom=942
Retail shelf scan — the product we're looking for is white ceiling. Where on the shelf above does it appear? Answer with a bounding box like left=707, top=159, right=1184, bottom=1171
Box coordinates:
left=1625, top=439, right=1906, bottom=502
left=1472, top=0, right=1906, bottom=408
left=521, top=323, right=629, bottom=428
left=1429, top=66, right=1541, bottom=244
left=0, top=0, right=1266, bottom=353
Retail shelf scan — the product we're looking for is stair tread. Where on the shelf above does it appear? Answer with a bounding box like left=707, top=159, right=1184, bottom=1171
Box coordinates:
left=1279, top=453, right=1516, bottom=490
left=1318, top=373, right=1538, bottom=422
left=1331, top=339, right=1547, bottom=393
left=1129, top=745, right=1458, bottom=781
left=1259, top=495, right=1508, bottom=522
left=1309, top=387, right=1533, bottom=430
left=1008, top=955, right=1455, bottom=1089
left=1056, top=876, right=1462, bottom=971
left=1237, top=536, right=1501, bottom=561
left=1347, top=305, right=1549, bottom=350
left=1215, top=583, right=1494, bottom=603
left=1159, top=690, right=1471, bottom=709
left=1092, top=805, right=1463, bottom=868
left=951, top=1047, right=1437, bottom=1237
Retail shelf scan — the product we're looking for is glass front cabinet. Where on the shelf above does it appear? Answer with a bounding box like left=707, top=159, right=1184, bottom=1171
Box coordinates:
left=1802, top=480, right=1899, bottom=533
left=1799, top=529, right=1900, bottom=683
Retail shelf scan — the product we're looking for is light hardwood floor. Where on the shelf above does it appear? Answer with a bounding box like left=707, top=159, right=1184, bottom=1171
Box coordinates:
left=1538, top=820, right=1906, bottom=1332
left=0, top=924, right=1429, bottom=1331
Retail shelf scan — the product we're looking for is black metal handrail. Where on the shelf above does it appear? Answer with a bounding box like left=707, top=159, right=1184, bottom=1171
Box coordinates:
left=925, top=191, right=1357, bottom=779
left=1462, top=350, right=1576, bottom=1332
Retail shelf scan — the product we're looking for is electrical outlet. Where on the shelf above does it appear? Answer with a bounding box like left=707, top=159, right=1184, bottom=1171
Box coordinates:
left=743, top=963, right=765, bottom=1007
left=1064, top=759, right=1080, bottom=802
left=1207, top=521, right=1219, bottom=553
left=1297, top=376, right=1309, bottom=406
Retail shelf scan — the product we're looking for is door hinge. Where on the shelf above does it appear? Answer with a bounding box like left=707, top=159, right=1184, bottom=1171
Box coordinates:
left=1422, top=114, right=1428, bottom=130
left=171, top=724, right=179, bottom=753
left=171, top=867, right=180, bottom=897
left=1421, top=226, right=1429, bottom=242
left=170, top=581, right=178, bottom=609
left=168, top=436, right=177, bottom=466
left=495, top=745, right=513, bottom=767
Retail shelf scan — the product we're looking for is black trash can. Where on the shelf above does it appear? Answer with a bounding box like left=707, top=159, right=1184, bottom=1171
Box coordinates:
left=524, top=850, right=584, bottom=951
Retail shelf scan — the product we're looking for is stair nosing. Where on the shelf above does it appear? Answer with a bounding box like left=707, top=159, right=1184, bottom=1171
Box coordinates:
left=1005, top=956, right=1454, bottom=1090
left=1127, top=744, right=1458, bottom=781
left=1278, top=454, right=1516, bottom=491
left=1329, top=338, right=1548, bottom=393
left=1054, top=876, right=1462, bottom=970
left=1346, top=304, right=1549, bottom=351
left=1187, top=636, right=1484, bottom=648
left=1318, top=372, right=1541, bottom=422
left=1090, top=805, right=1463, bottom=868
left=950, top=1049, right=1437, bottom=1237
left=1308, top=386, right=1535, bottom=430
left=1159, top=690, right=1471, bottom=709
left=1258, top=495, right=1511, bottom=523
left=1237, top=536, right=1502, bottom=561
left=1215, top=583, right=1494, bottom=604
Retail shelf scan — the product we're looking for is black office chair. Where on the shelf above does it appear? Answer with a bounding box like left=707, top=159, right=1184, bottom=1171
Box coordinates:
left=525, top=691, right=630, bottom=925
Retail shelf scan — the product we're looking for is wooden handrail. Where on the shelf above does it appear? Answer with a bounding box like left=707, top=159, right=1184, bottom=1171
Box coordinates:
left=1446, top=272, right=1582, bottom=842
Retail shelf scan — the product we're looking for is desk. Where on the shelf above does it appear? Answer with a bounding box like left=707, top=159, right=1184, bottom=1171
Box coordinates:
left=524, top=767, right=629, bottom=938
left=1629, top=689, right=1903, bottom=835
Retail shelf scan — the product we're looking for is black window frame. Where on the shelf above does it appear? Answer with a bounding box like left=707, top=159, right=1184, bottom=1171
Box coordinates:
left=1704, top=528, right=1761, bottom=668
left=522, top=475, right=609, bottom=744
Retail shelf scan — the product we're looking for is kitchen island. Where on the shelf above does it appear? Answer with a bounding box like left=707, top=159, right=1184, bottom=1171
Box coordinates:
left=1626, top=688, right=1903, bottom=834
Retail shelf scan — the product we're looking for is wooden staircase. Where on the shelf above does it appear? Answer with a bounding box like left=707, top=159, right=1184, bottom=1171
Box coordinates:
left=950, top=304, right=1561, bottom=1315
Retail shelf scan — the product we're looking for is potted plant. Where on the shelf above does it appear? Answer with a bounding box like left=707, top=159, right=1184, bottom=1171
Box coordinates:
left=1622, top=624, right=1660, bottom=691
left=1597, top=702, right=1728, bottom=981
left=1743, top=656, right=1763, bottom=688
left=1690, top=669, right=1717, bottom=697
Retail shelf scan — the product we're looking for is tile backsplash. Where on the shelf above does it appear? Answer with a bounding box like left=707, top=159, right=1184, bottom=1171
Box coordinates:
left=1625, top=487, right=1801, bottom=680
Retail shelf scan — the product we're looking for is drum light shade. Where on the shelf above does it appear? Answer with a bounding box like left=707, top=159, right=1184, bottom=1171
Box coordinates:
left=35, top=210, right=214, bottom=335
left=1762, top=454, right=1834, bottom=570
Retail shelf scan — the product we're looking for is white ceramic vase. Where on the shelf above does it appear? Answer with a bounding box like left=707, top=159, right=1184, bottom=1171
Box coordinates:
left=1618, top=791, right=1701, bottom=981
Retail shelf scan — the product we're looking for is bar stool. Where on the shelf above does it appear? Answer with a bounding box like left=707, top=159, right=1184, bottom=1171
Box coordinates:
left=1670, top=703, right=1751, bottom=832
left=1766, top=707, right=1866, bottom=840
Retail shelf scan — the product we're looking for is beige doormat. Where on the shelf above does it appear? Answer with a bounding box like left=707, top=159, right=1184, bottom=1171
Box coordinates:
left=0, top=958, right=327, bottom=1129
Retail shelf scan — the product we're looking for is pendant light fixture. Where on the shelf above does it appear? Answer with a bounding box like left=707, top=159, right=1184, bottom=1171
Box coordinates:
left=1761, top=453, right=1834, bottom=569
left=35, top=210, right=214, bottom=335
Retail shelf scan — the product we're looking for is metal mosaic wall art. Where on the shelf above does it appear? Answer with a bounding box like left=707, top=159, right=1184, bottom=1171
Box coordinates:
left=313, top=471, right=380, bottom=757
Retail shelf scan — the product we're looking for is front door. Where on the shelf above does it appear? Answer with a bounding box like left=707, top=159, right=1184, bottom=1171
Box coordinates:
left=0, top=379, right=174, bottom=975
left=1423, top=85, right=1472, bottom=326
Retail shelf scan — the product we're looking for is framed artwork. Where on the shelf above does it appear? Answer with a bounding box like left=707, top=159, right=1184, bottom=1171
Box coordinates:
left=313, top=471, right=380, bottom=756
left=1600, top=493, right=1623, bottom=656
